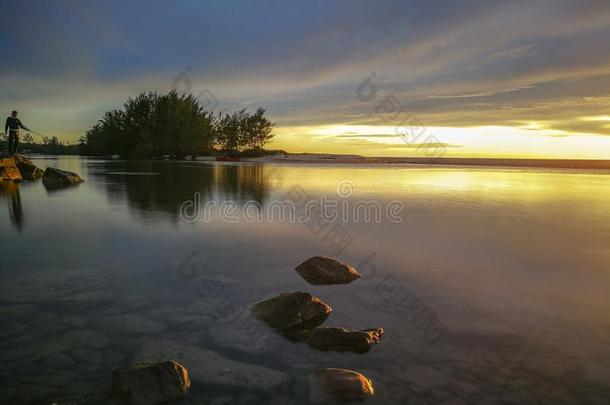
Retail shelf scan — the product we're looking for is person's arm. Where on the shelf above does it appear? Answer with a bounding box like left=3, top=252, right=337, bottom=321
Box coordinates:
left=4, top=118, right=9, bottom=134
left=17, top=119, right=30, bottom=131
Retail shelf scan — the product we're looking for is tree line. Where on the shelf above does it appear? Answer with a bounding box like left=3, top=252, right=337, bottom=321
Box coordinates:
left=1, top=133, right=79, bottom=155
left=78, top=91, right=276, bottom=159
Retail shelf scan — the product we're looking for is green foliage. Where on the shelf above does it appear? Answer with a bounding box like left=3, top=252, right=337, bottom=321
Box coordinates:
left=243, top=107, right=275, bottom=149
left=79, top=91, right=275, bottom=159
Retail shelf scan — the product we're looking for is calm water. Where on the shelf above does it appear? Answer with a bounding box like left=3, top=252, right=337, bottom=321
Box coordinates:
left=1, top=156, right=610, bottom=404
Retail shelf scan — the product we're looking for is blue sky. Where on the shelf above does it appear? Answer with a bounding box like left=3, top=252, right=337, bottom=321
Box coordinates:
left=2, top=0, right=610, bottom=157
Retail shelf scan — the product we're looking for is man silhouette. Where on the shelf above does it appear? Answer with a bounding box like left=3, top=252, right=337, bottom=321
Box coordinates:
left=5, top=111, right=30, bottom=155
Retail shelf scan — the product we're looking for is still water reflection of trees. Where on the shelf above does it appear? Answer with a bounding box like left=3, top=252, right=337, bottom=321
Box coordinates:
left=90, top=161, right=274, bottom=222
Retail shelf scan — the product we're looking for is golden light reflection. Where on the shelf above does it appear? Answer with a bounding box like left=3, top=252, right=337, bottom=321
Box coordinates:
left=270, top=124, right=610, bottom=159
left=580, top=115, right=610, bottom=122
left=268, top=165, right=610, bottom=205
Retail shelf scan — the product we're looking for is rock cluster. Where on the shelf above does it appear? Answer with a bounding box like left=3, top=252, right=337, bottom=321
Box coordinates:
left=250, top=256, right=381, bottom=401
left=0, top=154, right=83, bottom=188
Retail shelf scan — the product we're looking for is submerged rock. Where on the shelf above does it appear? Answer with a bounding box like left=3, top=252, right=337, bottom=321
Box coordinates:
left=62, top=329, right=109, bottom=350
left=251, top=291, right=332, bottom=332
left=111, top=360, right=190, bottom=405
left=132, top=340, right=288, bottom=391
left=42, top=167, right=84, bottom=189
left=15, top=155, right=43, bottom=180
left=97, top=313, right=167, bottom=335
left=309, top=368, right=374, bottom=403
left=0, top=267, right=117, bottom=305
left=295, top=257, right=362, bottom=285
left=403, top=366, right=452, bottom=390
left=298, top=327, right=383, bottom=353
left=207, top=318, right=289, bottom=356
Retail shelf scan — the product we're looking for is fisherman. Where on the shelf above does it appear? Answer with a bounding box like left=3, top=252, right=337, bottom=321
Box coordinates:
left=4, top=110, right=30, bottom=155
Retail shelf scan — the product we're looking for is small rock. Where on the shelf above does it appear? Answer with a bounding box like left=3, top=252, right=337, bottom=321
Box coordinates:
left=111, top=360, right=190, bottom=405
left=251, top=291, right=332, bottom=332
left=309, top=368, right=374, bottom=403
left=42, top=167, right=84, bottom=189
left=295, top=257, right=361, bottom=285
left=298, top=327, right=383, bottom=353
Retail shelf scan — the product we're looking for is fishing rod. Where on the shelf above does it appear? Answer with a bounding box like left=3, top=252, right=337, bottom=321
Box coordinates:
left=4, top=129, right=46, bottom=139
left=25, top=129, right=46, bottom=139
left=3, top=129, right=44, bottom=138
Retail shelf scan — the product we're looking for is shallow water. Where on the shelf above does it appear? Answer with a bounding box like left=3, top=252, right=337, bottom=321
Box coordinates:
left=1, top=156, right=610, bottom=404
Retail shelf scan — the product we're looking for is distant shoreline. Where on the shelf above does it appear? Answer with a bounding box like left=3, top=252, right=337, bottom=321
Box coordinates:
left=27, top=153, right=610, bottom=170
left=244, top=154, right=610, bottom=170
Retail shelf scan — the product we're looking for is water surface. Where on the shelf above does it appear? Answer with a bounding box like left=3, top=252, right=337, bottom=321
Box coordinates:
left=1, top=156, right=610, bottom=404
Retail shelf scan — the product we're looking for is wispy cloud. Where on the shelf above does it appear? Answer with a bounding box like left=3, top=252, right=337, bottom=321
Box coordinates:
left=2, top=0, right=610, bottom=157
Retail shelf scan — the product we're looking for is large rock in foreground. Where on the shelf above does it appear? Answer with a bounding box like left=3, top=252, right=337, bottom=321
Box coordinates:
left=42, top=167, right=84, bottom=189
left=296, top=257, right=362, bottom=285
left=298, top=327, right=383, bottom=353
left=111, top=360, right=190, bottom=405
left=251, top=291, right=332, bottom=333
left=309, top=368, right=374, bottom=403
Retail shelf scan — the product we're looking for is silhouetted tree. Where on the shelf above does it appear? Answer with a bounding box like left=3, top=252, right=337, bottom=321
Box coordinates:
left=80, top=91, right=274, bottom=158
left=244, top=107, right=275, bottom=149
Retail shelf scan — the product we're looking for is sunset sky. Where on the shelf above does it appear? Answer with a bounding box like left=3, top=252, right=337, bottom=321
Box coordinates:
left=2, top=0, right=610, bottom=158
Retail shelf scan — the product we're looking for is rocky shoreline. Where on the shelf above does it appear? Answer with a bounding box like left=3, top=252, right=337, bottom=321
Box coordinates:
left=0, top=154, right=84, bottom=189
